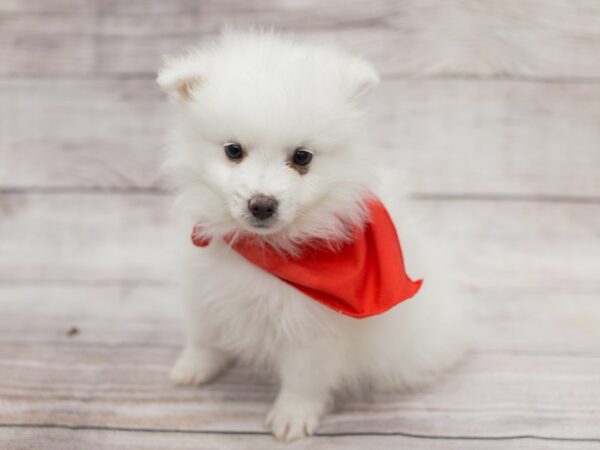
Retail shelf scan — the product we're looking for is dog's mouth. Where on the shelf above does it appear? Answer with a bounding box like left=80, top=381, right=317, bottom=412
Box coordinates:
left=241, top=216, right=283, bottom=235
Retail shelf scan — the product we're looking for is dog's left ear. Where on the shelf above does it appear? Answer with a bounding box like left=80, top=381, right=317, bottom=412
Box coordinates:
left=345, top=57, right=380, bottom=99
left=157, top=53, right=206, bottom=102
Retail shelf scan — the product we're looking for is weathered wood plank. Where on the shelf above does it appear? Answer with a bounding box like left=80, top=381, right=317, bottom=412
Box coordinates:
left=0, top=79, right=166, bottom=189
left=2, top=1, right=599, bottom=447
left=369, top=78, right=600, bottom=197
left=0, top=0, right=96, bottom=75
left=4, top=428, right=598, bottom=450
left=0, top=194, right=173, bottom=283
left=2, top=0, right=600, bottom=78
left=1, top=276, right=599, bottom=445
left=2, top=78, right=599, bottom=196
left=1, top=342, right=599, bottom=438
left=1, top=283, right=599, bottom=359
left=1, top=193, right=598, bottom=288
left=0, top=285, right=182, bottom=347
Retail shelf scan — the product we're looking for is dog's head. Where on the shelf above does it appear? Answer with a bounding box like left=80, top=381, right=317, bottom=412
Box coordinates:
left=158, top=30, right=380, bottom=249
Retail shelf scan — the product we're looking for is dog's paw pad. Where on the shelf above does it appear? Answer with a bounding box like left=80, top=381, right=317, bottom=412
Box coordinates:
left=265, top=398, right=322, bottom=441
left=169, top=349, right=227, bottom=387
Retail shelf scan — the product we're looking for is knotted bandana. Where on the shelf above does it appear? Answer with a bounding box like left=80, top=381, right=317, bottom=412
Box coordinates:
left=192, top=198, right=422, bottom=318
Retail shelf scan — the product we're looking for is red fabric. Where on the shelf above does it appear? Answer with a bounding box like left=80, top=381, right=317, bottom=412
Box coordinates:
left=191, top=198, right=422, bottom=318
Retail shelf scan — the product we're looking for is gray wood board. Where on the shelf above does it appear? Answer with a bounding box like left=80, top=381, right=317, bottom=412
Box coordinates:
left=2, top=78, right=599, bottom=196
left=2, top=0, right=600, bottom=79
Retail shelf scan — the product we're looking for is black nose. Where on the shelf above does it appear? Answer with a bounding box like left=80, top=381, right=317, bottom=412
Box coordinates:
left=248, top=194, right=278, bottom=220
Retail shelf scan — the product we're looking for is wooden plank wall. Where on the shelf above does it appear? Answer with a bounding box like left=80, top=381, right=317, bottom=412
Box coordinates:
left=1, top=1, right=599, bottom=449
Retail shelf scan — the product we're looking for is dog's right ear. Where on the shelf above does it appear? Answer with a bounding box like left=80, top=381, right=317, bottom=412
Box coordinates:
left=344, top=56, right=380, bottom=99
left=157, top=54, right=205, bottom=102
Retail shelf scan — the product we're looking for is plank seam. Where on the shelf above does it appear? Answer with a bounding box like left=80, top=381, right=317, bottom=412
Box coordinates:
left=412, top=193, right=600, bottom=204
left=2, top=341, right=600, bottom=358
left=388, top=73, right=600, bottom=85
left=1, top=423, right=599, bottom=442
left=0, top=187, right=172, bottom=195
left=2, top=73, right=600, bottom=84
left=0, top=279, right=173, bottom=286
left=2, top=187, right=600, bottom=204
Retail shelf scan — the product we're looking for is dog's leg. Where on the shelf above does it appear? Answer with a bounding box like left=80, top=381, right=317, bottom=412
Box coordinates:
left=169, top=297, right=230, bottom=386
left=170, top=343, right=230, bottom=386
left=266, top=343, right=342, bottom=441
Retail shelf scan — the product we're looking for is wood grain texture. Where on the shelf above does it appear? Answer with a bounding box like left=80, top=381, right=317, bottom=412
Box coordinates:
left=0, top=284, right=599, bottom=442
left=1, top=283, right=599, bottom=362
left=4, top=428, right=599, bottom=450
left=0, top=78, right=166, bottom=189
left=2, top=1, right=600, bottom=448
left=2, top=78, right=600, bottom=196
left=0, top=194, right=173, bottom=283
left=2, top=0, right=600, bottom=79
left=2, top=193, right=599, bottom=287
left=1, top=193, right=598, bottom=446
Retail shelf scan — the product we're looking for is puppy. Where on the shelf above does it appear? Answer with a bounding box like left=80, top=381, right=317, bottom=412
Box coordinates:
left=157, top=30, right=467, bottom=441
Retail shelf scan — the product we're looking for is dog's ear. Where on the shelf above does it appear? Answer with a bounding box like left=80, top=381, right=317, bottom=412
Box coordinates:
left=157, top=53, right=205, bottom=102
left=345, top=56, right=380, bottom=99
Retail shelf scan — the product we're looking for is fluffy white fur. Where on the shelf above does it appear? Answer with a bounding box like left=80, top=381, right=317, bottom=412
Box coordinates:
left=158, top=30, right=468, bottom=441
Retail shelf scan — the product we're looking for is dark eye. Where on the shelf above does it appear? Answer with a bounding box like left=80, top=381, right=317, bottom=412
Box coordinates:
left=224, top=143, right=243, bottom=160
left=292, top=148, right=313, bottom=166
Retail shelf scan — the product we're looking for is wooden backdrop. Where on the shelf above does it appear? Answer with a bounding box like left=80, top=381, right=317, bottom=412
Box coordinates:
left=1, top=1, right=599, bottom=449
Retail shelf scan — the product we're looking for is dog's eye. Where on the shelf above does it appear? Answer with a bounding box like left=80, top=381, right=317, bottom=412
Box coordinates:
left=224, top=143, right=244, bottom=161
left=292, top=148, right=313, bottom=166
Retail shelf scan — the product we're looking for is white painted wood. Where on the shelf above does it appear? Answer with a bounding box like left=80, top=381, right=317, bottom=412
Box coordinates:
left=0, top=192, right=598, bottom=445
left=1, top=328, right=599, bottom=439
left=0, top=285, right=183, bottom=347
left=2, top=78, right=600, bottom=196
left=0, top=79, right=166, bottom=189
left=2, top=1, right=600, bottom=447
left=5, top=428, right=598, bottom=450
left=1, top=195, right=598, bottom=447
left=371, top=79, right=600, bottom=197
left=1, top=285, right=599, bottom=356
left=2, top=1, right=600, bottom=78
left=0, top=194, right=173, bottom=283
left=1, top=274, right=599, bottom=444
left=1, top=194, right=599, bottom=287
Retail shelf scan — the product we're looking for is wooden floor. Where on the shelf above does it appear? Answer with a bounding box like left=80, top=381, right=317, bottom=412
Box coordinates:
left=1, top=1, right=600, bottom=449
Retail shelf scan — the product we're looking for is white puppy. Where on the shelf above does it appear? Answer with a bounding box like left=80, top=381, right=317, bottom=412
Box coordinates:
left=158, top=30, right=468, bottom=441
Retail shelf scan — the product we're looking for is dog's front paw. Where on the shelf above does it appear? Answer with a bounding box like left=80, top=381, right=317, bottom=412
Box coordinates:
left=169, top=347, right=229, bottom=387
left=265, top=393, right=325, bottom=441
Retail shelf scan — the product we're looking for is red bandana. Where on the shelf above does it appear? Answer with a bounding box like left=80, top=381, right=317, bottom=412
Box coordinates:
left=192, top=198, right=422, bottom=318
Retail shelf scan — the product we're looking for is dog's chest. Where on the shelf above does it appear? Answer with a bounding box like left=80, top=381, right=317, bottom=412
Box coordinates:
left=186, top=241, right=332, bottom=352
